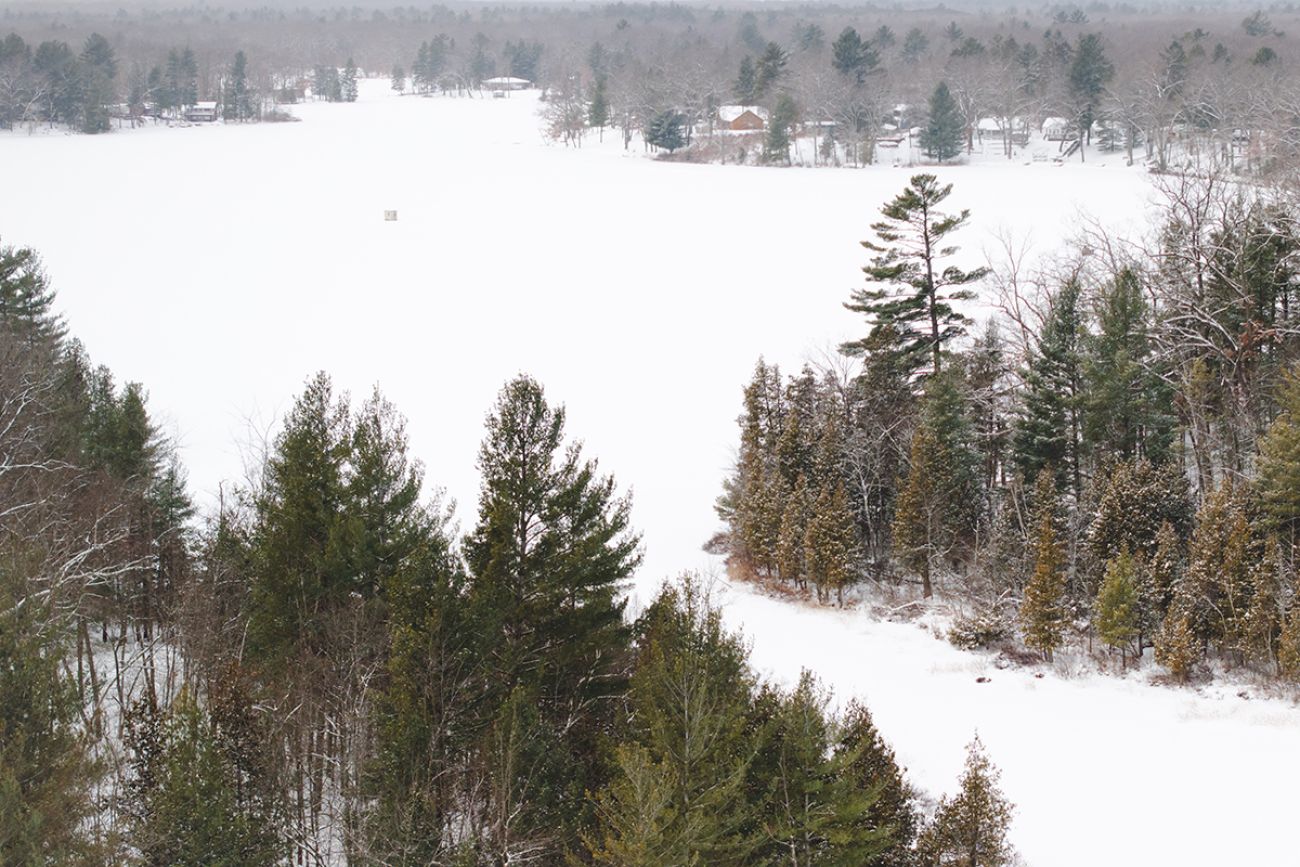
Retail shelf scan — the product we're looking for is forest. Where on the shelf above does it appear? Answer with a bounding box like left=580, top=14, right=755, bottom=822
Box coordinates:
left=717, top=168, right=1300, bottom=686
left=2, top=241, right=1013, bottom=865
left=2, top=1, right=1300, bottom=171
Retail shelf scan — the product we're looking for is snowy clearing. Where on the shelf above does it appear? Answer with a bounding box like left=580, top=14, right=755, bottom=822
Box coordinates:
left=4, top=80, right=1293, bottom=867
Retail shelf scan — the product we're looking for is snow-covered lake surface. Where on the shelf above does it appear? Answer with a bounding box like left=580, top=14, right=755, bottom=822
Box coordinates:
left=5, top=81, right=1292, bottom=866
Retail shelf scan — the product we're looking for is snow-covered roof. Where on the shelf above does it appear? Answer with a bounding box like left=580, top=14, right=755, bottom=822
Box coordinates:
left=718, top=104, right=768, bottom=123
left=1042, top=116, right=1069, bottom=130
left=483, top=76, right=531, bottom=86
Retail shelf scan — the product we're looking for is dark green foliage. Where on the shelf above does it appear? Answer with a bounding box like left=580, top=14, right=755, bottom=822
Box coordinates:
left=0, top=561, right=97, bottom=866
left=1068, top=33, right=1114, bottom=147
left=832, top=27, right=878, bottom=84
left=341, top=58, right=359, bottom=102
left=646, top=109, right=686, bottom=152
left=763, top=93, right=797, bottom=164
left=755, top=41, right=789, bottom=100
left=1013, top=279, right=1084, bottom=497
left=902, top=28, right=929, bottom=63
left=1082, top=269, right=1173, bottom=463
left=466, top=375, right=640, bottom=858
left=0, top=243, right=64, bottom=344
left=223, top=51, right=253, bottom=120
left=921, top=82, right=964, bottom=162
left=589, top=75, right=610, bottom=130
left=125, top=690, right=283, bottom=866
left=734, top=55, right=758, bottom=103
left=842, top=174, right=988, bottom=381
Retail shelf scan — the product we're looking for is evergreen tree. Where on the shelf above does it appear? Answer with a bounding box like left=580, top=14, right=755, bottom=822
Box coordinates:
left=341, top=58, right=359, bottom=102
left=777, top=474, right=810, bottom=586
left=804, top=481, right=858, bottom=605
left=465, top=375, right=641, bottom=859
left=390, top=64, right=405, bottom=94
left=1278, top=602, right=1300, bottom=681
left=0, top=572, right=97, bottom=865
left=832, top=27, right=878, bottom=84
left=78, top=33, right=116, bottom=134
left=734, top=56, right=758, bottom=103
left=1095, top=550, right=1140, bottom=666
left=763, top=93, right=797, bottom=164
left=891, top=372, right=981, bottom=598
left=0, top=243, right=64, bottom=344
left=589, top=75, right=610, bottom=137
left=645, top=109, right=686, bottom=152
left=1256, top=367, right=1300, bottom=547
left=1087, top=458, right=1192, bottom=568
left=365, top=527, right=479, bottom=863
left=601, top=577, right=757, bottom=865
left=125, top=690, right=283, bottom=866
left=1082, top=268, right=1172, bottom=462
left=841, top=175, right=988, bottom=381
left=223, top=50, right=252, bottom=121
left=830, top=701, right=918, bottom=866
left=755, top=41, right=789, bottom=100
left=1020, top=473, right=1067, bottom=661
left=1155, top=607, right=1199, bottom=683
left=915, top=736, right=1015, bottom=867
left=921, top=81, right=964, bottom=162
left=1068, top=33, right=1114, bottom=154
left=1013, top=279, right=1084, bottom=498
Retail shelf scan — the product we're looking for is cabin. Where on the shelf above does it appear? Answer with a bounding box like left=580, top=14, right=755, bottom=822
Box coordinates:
left=718, top=105, right=767, bottom=131
left=482, top=76, right=532, bottom=91
left=185, top=101, right=219, bottom=123
left=1041, top=116, right=1072, bottom=141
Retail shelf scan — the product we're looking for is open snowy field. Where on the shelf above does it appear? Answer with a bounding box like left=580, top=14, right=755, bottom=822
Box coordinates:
left=5, top=80, right=1292, bottom=866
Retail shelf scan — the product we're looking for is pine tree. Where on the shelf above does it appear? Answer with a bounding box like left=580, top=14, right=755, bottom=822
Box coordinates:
left=1155, top=606, right=1199, bottom=683
left=832, top=27, right=878, bottom=84
left=466, top=375, right=641, bottom=858
left=366, top=530, right=480, bottom=862
left=1013, top=279, right=1084, bottom=498
left=1082, top=268, right=1173, bottom=462
left=586, top=744, right=684, bottom=866
left=734, top=56, right=758, bottom=103
left=0, top=243, right=65, bottom=344
left=605, top=577, right=758, bottom=866
left=1020, top=477, right=1067, bottom=662
left=341, top=58, right=359, bottom=102
left=589, top=75, right=610, bottom=137
left=78, top=33, right=117, bottom=134
left=223, top=50, right=252, bottom=121
left=763, top=93, right=797, bottom=164
left=755, top=42, right=789, bottom=99
left=915, top=736, right=1015, bottom=867
left=1095, top=550, right=1140, bottom=667
left=1278, top=603, right=1300, bottom=681
left=921, top=81, right=964, bottom=162
left=841, top=175, right=988, bottom=381
left=645, top=109, right=686, bottom=152
left=390, top=64, right=405, bottom=94
left=1068, top=33, right=1114, bottom=155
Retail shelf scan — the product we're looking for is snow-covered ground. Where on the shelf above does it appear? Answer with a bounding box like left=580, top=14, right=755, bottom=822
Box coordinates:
left=705, top=578, right=1300, bottom=867
left=5, top=80, right=1292, bottom=866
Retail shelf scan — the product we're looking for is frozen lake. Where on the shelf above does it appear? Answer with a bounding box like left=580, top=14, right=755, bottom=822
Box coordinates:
left=0, top=80, right=1153, bottom=582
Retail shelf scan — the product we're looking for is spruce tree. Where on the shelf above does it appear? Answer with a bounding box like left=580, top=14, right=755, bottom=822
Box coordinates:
left=916, top=736, right=1015, bottom=867
left=645, top=109, right=686, bottom=152
left=841, top=175, right=988, bottom=381
left=921, top=81, right=964, bottom=162
left=589, top=75, right=610, bottom=138
left=390, top=64, right=405, bottom=94
left=829, top=701, right=917, bottom=865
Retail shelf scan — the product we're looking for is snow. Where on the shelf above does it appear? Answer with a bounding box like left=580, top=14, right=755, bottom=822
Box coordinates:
left=6, top=80, right=1291, bottom=866
left=709, top=578, right=1300, bottom=867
